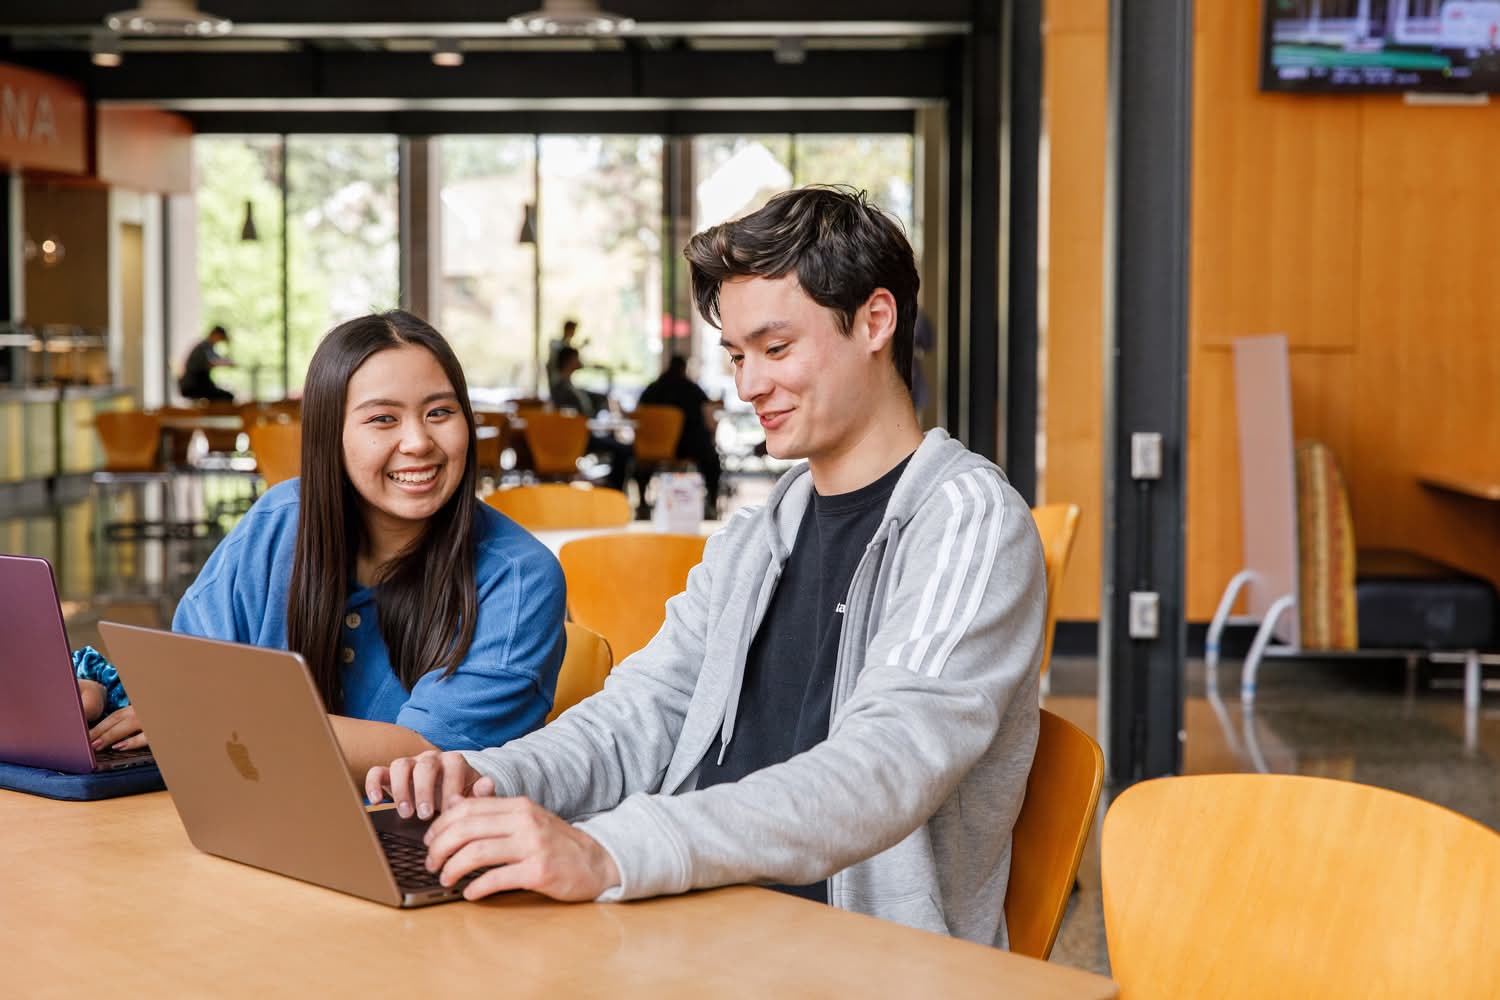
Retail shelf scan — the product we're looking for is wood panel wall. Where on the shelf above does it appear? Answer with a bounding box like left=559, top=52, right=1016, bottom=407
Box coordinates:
left=1043, top=1, right=1500, bottom=622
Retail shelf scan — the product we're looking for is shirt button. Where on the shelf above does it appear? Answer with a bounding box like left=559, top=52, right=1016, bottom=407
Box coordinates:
left=345, top=613, right=361, bottom=629
left=342, top=647, right=355, bottom=664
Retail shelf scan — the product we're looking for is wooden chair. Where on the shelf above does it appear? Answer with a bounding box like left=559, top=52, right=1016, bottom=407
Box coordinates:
left=1002, top=708, right=1104, bottom=960
left=1101, top=773, right=1500, bottom=999
left=549, top=622, right=614, bottom=723
left=522, top=411, right=589, bottom=480
left=473, top=411, right=509, bottom=482
left=557, top=532, right=709, bottom=662
left=485, top=483, right=631, bottom=530
left=247, top=420, right=301, bottom=488
left=94, top=410, right=163, bottom=472
left=631, top=404, right=685, bottom=465
left=1031, top=503, right=1081, bottom=683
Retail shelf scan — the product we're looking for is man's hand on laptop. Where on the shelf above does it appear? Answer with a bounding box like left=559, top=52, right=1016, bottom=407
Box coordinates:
left=89, top=705, right=147, bottom=752
left=422, top=796, right=622, bottom=903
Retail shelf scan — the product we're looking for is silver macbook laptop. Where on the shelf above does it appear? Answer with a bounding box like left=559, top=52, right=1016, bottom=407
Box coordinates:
left=0, top=554, right=155, bottom=773
left=97, top=621, right=476, bottom=908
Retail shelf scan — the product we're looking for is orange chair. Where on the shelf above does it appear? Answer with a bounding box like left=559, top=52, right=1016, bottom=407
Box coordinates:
left=522, top=411, right=590, bottom=480
left=473, top=411, right=510, bottom=482
left=557, top=532, right=708, bottom=662
left=631, top=404, right=685, bottom=465
left=548, top=622, right=614, bottom=723
left=1102, top=773, right=1500, bottom=999
left=485, top=483, right=631, bottom=530
left=1031, top=503, right=1081, bottom=684
left=247, top=420, right=302, bottom=488
left=1003, top=708, right=1104, bottom=959
left=94, top=411, right=163, bottom=472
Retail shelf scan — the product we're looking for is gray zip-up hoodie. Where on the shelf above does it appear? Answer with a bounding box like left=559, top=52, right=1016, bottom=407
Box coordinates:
left=463, top=428, right=1044, bottom=946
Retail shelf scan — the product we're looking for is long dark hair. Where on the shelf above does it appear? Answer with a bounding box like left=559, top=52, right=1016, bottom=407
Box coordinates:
left=286, top=310, right=481, bottom=710
left=683, top=185, right=920, bottom=391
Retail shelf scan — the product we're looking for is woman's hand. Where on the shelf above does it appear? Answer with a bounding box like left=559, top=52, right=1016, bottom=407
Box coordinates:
left=77, top=680, right=107, bottom=723
left=366, top=749, right=490, bottom=821
left=89, top=706, right=147, bottom=752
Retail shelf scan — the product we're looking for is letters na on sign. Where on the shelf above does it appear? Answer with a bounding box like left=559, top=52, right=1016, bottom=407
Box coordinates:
left=0, top=62, right=86, bottom=174
left=1, top=86, right=59, bottom=145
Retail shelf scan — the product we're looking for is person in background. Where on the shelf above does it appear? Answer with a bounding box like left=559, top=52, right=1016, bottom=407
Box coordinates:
left=367, top=186, right=1045, bottom=947
left=546, top=318, right=584, bottom=392
left=79, top=310, right=567, bottom=777
left=636, top=354, right=723, bottom=518
left=179, top=325, right=236, bottom=403
left=548, top=345, right=632, bottom=493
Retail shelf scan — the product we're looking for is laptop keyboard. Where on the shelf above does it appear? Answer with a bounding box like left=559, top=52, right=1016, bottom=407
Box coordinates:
left=95, top=747, right=153, bottom=767
left=378, top=830, right=484, bottom=893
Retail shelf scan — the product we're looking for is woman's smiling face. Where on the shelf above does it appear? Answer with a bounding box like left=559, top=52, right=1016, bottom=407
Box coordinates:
left=340, top=343, right=470, bottom=551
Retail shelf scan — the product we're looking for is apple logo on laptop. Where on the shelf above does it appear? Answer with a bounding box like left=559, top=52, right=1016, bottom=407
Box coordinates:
left=225, top=732, right=259, bottom=782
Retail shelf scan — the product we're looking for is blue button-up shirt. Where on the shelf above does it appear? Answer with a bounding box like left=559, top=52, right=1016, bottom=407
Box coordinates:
left=172, top=479, right=566, bottom=751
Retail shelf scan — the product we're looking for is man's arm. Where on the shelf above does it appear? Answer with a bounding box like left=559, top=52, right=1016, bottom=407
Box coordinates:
left=456, top=522, right=728, bottom=818
left=574, top=469, right=1044, bottom=899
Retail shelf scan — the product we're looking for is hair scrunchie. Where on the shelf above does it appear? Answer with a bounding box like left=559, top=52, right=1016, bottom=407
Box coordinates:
left=72, top=645, right=130, bottom=716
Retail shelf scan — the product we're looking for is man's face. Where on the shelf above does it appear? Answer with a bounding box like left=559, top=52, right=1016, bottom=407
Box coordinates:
left=718, top=274, right=885, bottom=469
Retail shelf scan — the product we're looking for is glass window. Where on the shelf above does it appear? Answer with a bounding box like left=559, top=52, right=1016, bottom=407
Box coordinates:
left=284, top=136, right=400, bottom=391
left=193, top=135, right=284, bottom=400
left=538, top=135, right=664, bottom=399
left=438, top=135, right=537, bottom=392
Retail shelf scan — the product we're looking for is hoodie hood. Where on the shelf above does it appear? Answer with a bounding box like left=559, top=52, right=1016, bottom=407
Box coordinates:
left=757, top=427, right=1008, bottom=563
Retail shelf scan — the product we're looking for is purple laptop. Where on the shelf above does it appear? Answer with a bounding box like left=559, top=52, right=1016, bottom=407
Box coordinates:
left=0, top=554, right=154, bottom=773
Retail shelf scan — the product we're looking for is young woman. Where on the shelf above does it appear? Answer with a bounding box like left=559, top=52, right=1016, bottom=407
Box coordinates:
left=80, top=310, right=567, bottom=780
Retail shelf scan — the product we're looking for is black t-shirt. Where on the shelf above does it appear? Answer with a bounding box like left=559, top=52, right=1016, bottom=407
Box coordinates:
left=638, top=373, right=713, bottom=454
left=183, top=339, right=220, bottom=381
left=696, top=454, right=912, bottom=903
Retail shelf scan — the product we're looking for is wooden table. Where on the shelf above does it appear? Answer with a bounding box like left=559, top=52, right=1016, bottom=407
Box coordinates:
left=1418, top=467, right=1500, bottom=502
left=533, top=518, right=725, bottom=555
left=1, top=790, right=1116, bottom=999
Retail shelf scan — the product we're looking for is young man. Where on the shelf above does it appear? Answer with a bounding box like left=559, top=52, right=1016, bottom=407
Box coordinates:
left=179, top=325, right=235, bottom=402
left=367, top=186, right=1045, bottom=948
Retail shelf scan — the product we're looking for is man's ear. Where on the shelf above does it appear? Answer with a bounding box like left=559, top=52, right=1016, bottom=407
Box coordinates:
left=861, top=288, right=899, bottom=355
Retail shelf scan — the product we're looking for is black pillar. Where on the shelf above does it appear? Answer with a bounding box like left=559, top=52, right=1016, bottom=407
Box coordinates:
left=1102, top=0, right=1193, bottom=783
left=963, top=3, right=1002, bottom=461
left=1002, top=0, right=1042, bottom=502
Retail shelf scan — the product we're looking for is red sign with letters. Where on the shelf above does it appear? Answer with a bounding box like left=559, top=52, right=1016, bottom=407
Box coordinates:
left=0, top=63, right=88, bottom=175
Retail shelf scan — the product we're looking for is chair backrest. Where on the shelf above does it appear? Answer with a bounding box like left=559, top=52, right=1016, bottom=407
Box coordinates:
left=631, top=404, right=685, bottom=464
left=247, top=420, right=302, bottom=488
left=1030, top=503, right=1081, bottom=678
left=1003, top=707, right=1104, bottom=960
left=557, top=532, right=709, bottom=662
left=548, top=622, right=614, bottom=724
left=1101, top=773, right=1500, bottom=999
left=473, top=411, right=509, bottom=479
left=485, top=483, right=631, bottom=530
left=522, top=411, right=590, bottom=479
left=95, top=410, right=162, bottom=472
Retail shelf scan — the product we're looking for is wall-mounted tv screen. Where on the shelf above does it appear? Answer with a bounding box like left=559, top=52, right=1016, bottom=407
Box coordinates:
left=1262, top=1, right=1500, bottom=93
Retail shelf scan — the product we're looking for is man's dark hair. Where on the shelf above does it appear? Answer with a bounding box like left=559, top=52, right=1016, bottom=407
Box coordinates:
left=209, top=325, right=228, bottom=340
left=562, top=319, right=579, bottom=337
left=557, top=346, right=580, bottom=369
left=665, top=354, right=689, bottom=377
left=684, top=185, right=919, bottom=392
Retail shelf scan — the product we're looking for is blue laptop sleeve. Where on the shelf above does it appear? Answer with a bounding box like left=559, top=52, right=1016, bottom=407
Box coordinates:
left=0, top=760, right=165, bottom=801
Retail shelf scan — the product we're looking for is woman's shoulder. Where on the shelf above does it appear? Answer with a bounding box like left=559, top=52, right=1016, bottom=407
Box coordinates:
left=474, top=502, right=562, bottom=577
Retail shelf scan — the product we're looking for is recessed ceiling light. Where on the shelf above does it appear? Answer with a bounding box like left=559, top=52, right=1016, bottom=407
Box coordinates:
left=91, top=34, right=124, bottom=67
left=432, top=39, right=465, bottom=67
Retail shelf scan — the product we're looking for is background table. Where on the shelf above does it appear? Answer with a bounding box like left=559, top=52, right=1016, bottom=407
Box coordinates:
left=532, top=518, right=724, bottom=555
left=2, top=790, right=1116, bottom=999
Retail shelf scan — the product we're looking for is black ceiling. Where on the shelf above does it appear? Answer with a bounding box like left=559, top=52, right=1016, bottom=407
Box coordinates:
left=2, top=2, right=975, bottom=133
